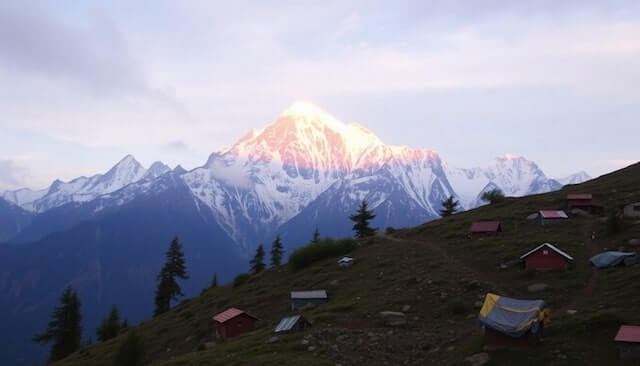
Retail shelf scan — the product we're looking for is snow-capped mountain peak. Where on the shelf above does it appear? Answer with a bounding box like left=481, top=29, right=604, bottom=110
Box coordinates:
left=556, top=171, right=592, bottom=186
left=445, top=155, right=561, bottom=209
left=2, top=155, right=162, bottom=212
left=143, top=161, right=171, bottom=179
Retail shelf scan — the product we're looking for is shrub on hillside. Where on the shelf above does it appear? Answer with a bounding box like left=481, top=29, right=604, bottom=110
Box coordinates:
left=233, top=273, right=251, bottom=288
left=288, top=238, right=356, bottom=271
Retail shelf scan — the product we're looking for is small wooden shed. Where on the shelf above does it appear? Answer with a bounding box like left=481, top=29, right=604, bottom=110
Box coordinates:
left=615, top=325, right=640, bottom=360
left=567, top=193, right=592, bottom=208
left=274, top=315, right=311, bottom=333
left=212, top=308, right=258, bottom=340
left=469, top=221, right=502, bottom=238
left=290, top=290, right=328, bottom=310
left=624, top=202, right=640, bottom=219
left=567, top=194, right=603, bottom=215
left=537, top=210, right=568, bottom=225
left=520, top=243, right=573, bottom=270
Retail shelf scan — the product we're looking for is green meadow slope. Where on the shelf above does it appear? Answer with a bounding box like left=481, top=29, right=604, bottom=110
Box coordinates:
left=55, top=163, right=640, bottom=366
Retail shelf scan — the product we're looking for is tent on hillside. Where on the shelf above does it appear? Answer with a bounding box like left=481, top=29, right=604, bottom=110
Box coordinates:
left=478, top=293, right=549, bottom=348
left=589, top=251, right=637, bottom=269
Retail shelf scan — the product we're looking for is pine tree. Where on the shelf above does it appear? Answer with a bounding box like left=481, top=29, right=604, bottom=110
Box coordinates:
left=96, top=305, right=123, bottom=342
left=350, top=200, right=377, bottom=238
left=153, top=237, right=189, bottom=316
left=210, top=273, right=218, bottom=288
left=113, top=329, right=145, bottom=366
left=270, top=235, right=284, bottom=266
left=250, top=244, right=266, bottom=274
left=481, top=188, right=505, bottom=205
left=439, top=196, right=460, bottom=217
left=311, top=227, right=320, bottom=244
left=33, top=286, right=83, bottom=362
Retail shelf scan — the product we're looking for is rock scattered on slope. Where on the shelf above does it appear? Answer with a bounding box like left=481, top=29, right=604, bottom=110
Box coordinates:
left=527, top=283, right=549, bottom=292
left=465, top=352, right=490, bottom=366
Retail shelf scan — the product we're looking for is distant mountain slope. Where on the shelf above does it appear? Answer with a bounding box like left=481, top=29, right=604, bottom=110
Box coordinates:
left=0, top=172, right=244, bottom=366
left=0, top=198, right=34, bottom=242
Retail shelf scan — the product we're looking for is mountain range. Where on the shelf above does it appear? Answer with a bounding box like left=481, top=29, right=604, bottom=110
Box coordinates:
left=0, top=102, right=591, bottom=365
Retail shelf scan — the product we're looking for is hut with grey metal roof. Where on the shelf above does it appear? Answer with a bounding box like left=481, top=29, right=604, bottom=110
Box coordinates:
left=274, top=315, right=311, bottom=333
left=338, top=256, right=354, bottom=267
left=290, top=290, right=328, bottom=310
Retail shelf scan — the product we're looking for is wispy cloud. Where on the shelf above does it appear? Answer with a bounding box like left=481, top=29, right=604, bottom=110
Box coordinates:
left=0, top=160, right=29, bottom=191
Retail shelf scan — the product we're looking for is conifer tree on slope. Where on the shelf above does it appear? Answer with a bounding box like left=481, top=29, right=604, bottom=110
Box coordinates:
left=210, top=273, right=218, bottom=288
left=96, top=305, right=124, bottom=342
left=270, top=235, right=284, bottom=266
left=439, top=195, right=460, bottom=217
left=311, top=227, right=320, bottom=244
left=154, top=237, right=189, bottom=316
left=33, top=286, right=83, bottom=362
left=350, top=200, right=377, bottom=238
left=250, top=244, right=266, bottom=274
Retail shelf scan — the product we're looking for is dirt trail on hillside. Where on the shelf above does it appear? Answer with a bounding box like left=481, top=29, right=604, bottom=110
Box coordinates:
left=560, top=221, right=600, bottom=312
left=378, top=233, right=509, bottom=295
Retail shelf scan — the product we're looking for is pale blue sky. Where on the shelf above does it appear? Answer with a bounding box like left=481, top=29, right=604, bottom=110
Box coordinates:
left=1, top=1, right=639, bottom=190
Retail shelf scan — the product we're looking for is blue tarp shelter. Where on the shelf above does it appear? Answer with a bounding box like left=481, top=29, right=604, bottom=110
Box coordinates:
left=478, top=293, right=548, bottom=338
left=589, top=251, right=637, bottom=268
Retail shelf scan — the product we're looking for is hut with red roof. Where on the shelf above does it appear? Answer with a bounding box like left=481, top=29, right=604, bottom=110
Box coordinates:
left=520, top=243, right=573, bottom=271
left=567, top=193, right=593, bottom=208
left=469, top=221, right=502, bottom=239
left=615, top=325, right=640, bottom=360
left=567, top=194, right=604, bottom=215
left=212, top=308, right=258, bottom=340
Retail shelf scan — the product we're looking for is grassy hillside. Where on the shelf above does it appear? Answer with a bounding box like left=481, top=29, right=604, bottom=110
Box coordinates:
left=55, top=163, right=640, bottom=365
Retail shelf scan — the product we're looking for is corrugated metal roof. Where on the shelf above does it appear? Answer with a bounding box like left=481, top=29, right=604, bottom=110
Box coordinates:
left=538, top=210, right=568, bottom=219
left=470, top=221, right=501, bottom=232
left=291, top=290, right=328, bottom=299
left=520, top=243, right=574, bottom=261
left=615, top=325, right=640, bottom=343
left=212, top=308, right=253, bottom=323
left=567, top=194, right=592, bottom=200
left=274, top=315, right=305, bottom=333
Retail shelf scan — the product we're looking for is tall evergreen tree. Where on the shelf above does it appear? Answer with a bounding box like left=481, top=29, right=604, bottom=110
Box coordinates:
left=96, top=305, right=122, bottom=342
left=210, top=273, right=218, bottom=288
left=270, top=235, right=284, bottom=266
left=33, top=286, right=83, bottom=362
left=250, top=244, right=266, bottom=274
left=350, top=200, right=377, bottom=238
left=154, top=237, right=189, bottom=316
left=113, top=329, right=145, bottom=366
left=311, top=227, right=320, bottom=244
left=439, top=195, right=460, bottom=217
